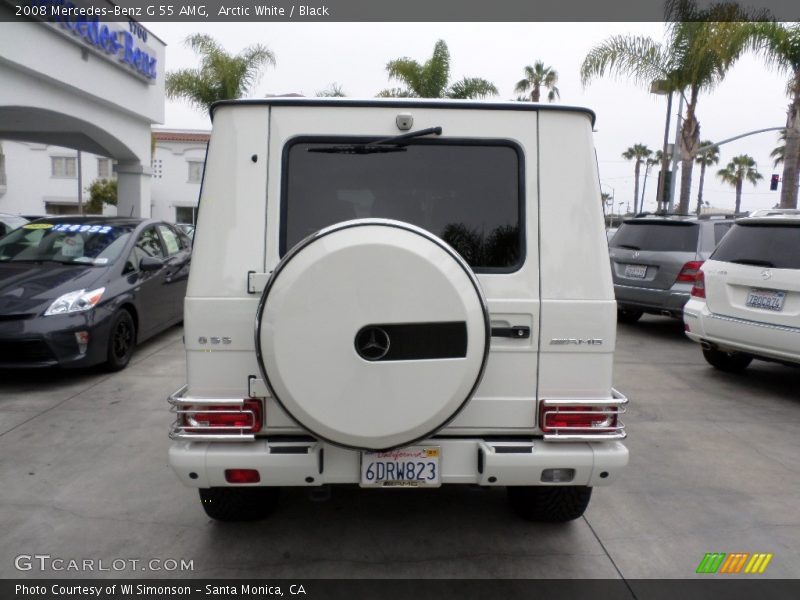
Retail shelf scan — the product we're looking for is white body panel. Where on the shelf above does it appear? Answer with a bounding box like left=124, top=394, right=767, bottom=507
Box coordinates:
left=172, top=99, right=626, bottom=488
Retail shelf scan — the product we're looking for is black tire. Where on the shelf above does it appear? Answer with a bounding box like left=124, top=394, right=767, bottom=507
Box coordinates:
left=199, top=487, right=280, bottom=522
left=104, top=309, right=136, bottom=372
left=702, top=347, right=752, bottom=373
left=617, top=308, right=643, bottom=324
left=507, top=486, right=592, bottom=523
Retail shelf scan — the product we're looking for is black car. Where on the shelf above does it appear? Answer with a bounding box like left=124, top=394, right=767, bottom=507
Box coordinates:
left=0, top=217, right=191, bottom=370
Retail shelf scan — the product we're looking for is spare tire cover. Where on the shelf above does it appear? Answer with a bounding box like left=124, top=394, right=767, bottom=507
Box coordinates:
left=256, top=219, right=490, bottom=451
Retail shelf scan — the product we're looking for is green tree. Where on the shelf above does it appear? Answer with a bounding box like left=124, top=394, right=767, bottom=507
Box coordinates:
left=717, top=154, right=763, bottom=214
left=750, top=23, right=800, bottom=208
left=316, top=82, right=346, bottom=97
left=514, top=61, right=560, bottom=102
left=622, top=144, right=653, bottom=214
left=166, top=34, right=275, bottom=114
left=378, top=40, right=498, bottom=99
left=85, top=179, right=117, bottom=214
left=694, top=140, right=720, bottom=214
left=580, top=0, right=765, bottom=215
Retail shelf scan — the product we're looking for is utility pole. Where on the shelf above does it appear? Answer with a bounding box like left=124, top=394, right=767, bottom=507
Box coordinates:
left=77, top=150, right=83, bottom=215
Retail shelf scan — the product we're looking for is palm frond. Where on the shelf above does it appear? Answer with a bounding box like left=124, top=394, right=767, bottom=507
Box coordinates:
left=447, top=77, right=498, bottom=100
left=580, top=35, right=671, bottom=88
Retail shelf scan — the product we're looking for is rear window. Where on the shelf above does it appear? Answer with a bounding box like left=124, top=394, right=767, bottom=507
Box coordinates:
left=282, top=139, right=522, bottom=271
left=714, top=222, right=733, bottom=244
left=711, top=223, right=800, bottom=269
left=610, top=222, right=699, bottom=252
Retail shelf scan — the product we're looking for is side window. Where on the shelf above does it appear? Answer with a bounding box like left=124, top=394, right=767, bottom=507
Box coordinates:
left=133, top=227, right=165, bottom=266
left=157, top=224, right=181, bottom=256
left=714, top=222, right=732, bottom=245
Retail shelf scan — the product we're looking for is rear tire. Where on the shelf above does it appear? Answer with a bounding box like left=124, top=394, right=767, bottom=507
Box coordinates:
left=199, top=487, right=280, bottom=521
left=702, top=347, right=752, bottom=373
left=617, top=308, right=643, bottom=324
left=507, top=486, right=592, bottom=522
left=104, top=309, right=136, bottom=372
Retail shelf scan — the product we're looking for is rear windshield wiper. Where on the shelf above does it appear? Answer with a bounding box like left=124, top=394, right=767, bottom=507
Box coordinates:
left=309, top=126, right=443, bottom=154
left=614, top=244, right=641, bottom=250
left=726, top=258, right=775, bottom=267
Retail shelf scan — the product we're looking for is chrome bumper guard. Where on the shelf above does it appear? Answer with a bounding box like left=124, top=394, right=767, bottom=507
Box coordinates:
left=541, top=388, right=628, bottom=442
left=168, top=385, right=259, bottom=442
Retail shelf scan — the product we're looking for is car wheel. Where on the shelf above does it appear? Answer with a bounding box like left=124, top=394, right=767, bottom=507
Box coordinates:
left=617, top=308, right=643, bottom=324
left=507, top=486, right=592, bottom=522
left=702, top=347, right=752, bottom=373
left=199, top=487, right=280, bottom=521
left=105, top=309, right=136, bottom=372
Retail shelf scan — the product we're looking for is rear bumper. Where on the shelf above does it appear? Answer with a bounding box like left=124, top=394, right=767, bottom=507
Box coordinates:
left=169, top=437, right=629, bottom=489
left=614, top=282, right=691, bottom=315
left=684, top=299, right=800, bottom=365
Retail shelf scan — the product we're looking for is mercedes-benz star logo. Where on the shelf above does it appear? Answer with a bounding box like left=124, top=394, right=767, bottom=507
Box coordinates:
left=632, top=251, right=640, bottom=259
left=355, top=326, right=391, bottom=361
left=761, top=269, right=772, bottom=280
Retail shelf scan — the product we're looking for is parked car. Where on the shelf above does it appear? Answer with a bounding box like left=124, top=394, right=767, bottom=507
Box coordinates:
left=0, top=217, right=191, bottom=370
left=167, top=98, right=628, bottom=523
left=0, top=213, right=28, bottom=237
left=684, top=209, right=800, bottom=371
left=606, top=227, right=618, bottom=243
left=609, top=213, right=736, bottom=322
left=176, top=223, right=195, bottom=240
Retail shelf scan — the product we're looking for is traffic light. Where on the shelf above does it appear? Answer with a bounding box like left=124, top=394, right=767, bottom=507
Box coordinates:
left=770, top=174, right=780, bottom=191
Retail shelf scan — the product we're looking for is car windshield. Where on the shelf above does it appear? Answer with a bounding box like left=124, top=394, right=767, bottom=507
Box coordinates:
left=711, top=223, right=800, bottom=269
left=0, top=222, right=134, bottom=265
left=610, top=221, right=699, bottom=252
left=282, top=139, right=522, bottom=270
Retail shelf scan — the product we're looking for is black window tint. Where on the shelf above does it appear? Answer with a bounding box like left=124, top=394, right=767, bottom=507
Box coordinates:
left=283, top=141, right=522, bottom=270
left=714, top=222, right=732, bottom=245
left=711, top=224, right=800, bottom=269
left=610, top=222, right=699, bottom=252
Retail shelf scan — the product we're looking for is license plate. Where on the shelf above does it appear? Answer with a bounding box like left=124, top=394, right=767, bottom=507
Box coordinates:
left=360, top=446, right=441, bottom=488
left=624, top=264, right=647, bottom=279
left=746, top=289, right=786, bottom=312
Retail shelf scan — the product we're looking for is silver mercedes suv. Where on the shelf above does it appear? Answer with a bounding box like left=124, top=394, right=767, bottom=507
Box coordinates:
left=609, top=214, right=736, bottom=323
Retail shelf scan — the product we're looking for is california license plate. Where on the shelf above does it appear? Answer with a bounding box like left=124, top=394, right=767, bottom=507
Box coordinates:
left=624, top=264, right=647, bottom=279
left=360, top=446, right=441, bottom=487
left=746, top=289, right=785, bottom=312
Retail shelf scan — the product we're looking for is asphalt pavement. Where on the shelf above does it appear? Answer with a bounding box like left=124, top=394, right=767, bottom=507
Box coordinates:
left=0, top=316, right=798, bottom=580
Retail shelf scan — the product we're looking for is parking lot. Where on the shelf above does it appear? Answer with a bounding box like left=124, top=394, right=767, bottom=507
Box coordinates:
left=0, top=317, right=798, bottom=580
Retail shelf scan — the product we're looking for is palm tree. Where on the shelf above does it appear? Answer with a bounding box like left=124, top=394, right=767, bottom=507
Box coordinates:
left=717, top=155, right=763, bottom=214
left=316, top=83, right=346, bottom=97
left=166, top=34, right=276, bottom=114
left=640, top=153, right=662, bottom=213
left=580, top=0, right=765, bottom=215
left=770, top=128, right=787, bottom=167
left=750, top=23, right=800, bottom=209
left=622, top=144, right=652, bottom=214
left=514, top=62, right=560, bottom=102
left=378, top=40, right=498, bottom=99
left=694, top=140, right=720, bottom=214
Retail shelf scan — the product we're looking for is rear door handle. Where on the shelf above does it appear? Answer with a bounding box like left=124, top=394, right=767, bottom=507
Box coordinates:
left=491, top=326, right=530, bottom=339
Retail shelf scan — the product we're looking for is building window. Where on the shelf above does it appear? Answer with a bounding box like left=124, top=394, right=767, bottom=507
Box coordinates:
left=97, top=158, right=114, bottom=179
left=45, top=202, right=81, bottom=215
left=51, top=156, right=77, bottom=178
left=187, top=161, right=204, bottom=183
left=151, top=158, right=163, bottom=179
left=176, top=206, right=198, bottom=224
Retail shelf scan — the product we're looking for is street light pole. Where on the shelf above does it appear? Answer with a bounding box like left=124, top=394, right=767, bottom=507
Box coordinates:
left=651, top=80, right=673, bottom=214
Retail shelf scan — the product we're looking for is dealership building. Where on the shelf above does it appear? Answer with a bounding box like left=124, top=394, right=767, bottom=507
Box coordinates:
left=0, top=2, right=166, bottom=217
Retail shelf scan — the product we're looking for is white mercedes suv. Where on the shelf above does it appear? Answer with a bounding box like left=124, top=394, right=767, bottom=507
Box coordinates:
left=167, top=98, right=628, bottom=522
left=684, top=209, right=800, bottom=371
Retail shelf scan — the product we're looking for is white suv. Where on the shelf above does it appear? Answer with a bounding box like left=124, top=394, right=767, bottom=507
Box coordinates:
left=167, top=98, right=628, bottom=522
left=684, top=209, right=800, bottom=371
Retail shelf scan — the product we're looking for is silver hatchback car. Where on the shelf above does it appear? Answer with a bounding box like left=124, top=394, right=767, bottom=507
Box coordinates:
left=609, top=214, right=735, bottom=323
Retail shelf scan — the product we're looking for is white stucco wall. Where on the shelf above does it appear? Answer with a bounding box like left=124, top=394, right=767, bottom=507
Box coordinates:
left=150, top=137, right=208, bottom=222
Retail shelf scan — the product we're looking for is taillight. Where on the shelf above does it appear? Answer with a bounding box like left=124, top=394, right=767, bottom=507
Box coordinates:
left=225, top=469, right=261, bottom=484
left=677, top=260, right=704, bottom=283
left=182, top=400, right=262, bottom=434
left=691, top=269, right=706, bottom=299
left=539, top=404, right=617, bottom=433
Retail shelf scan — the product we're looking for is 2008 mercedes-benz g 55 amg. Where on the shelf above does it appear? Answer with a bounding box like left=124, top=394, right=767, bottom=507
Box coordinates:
left=168, top=98, right=628, bottom=522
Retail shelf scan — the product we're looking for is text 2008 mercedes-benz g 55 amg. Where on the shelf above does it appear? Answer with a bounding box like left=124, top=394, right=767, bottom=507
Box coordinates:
left=168, top=98, right=628, bottom=522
